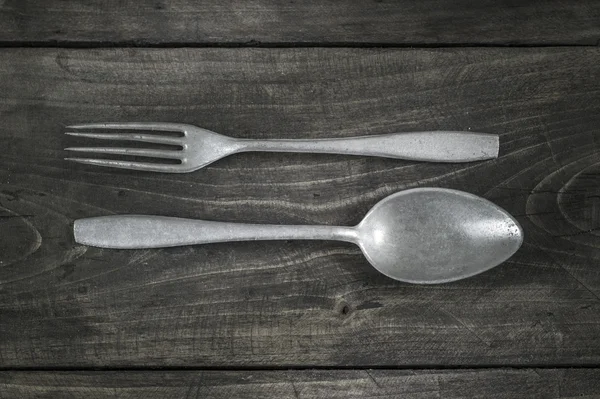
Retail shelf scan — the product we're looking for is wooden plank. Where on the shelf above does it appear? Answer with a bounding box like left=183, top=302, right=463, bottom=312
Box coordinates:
left=1, top=369, right=599, bottom=398
left=1, top=48, right=600, bottom=368
left=0, top=0, right=599, bottom=45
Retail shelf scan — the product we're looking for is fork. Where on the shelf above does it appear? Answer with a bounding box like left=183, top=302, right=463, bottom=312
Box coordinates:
left=64, top=122, right=499, bottom=173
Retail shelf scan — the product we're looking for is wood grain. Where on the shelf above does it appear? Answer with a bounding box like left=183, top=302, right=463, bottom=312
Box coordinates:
left=1, top=48, right=600, bottom=368
left=1, top=369, right=599, bottom=398
left=0, top=0, right=599, bottom=45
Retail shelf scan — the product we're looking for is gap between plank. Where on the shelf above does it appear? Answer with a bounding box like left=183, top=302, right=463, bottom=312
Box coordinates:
left=0, top=41, right=598, bottom=49
left=1, top=364, right=600, bottom=372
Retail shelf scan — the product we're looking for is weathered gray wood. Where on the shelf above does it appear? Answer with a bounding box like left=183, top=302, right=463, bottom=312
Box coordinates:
left=1, top=369, right=599, bottom=398
left=0, top=0, right=599, bottom=45
left=1, top=48, right=600, bottom=368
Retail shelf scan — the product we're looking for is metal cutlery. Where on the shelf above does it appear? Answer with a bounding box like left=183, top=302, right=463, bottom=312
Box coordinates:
left=74, top=188, right=523, bottom=284
left=65, top=123, right=499, bottom=173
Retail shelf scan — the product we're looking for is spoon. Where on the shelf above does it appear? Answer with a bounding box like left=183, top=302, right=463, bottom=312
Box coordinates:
left=74, top=188, right=523, bottom=284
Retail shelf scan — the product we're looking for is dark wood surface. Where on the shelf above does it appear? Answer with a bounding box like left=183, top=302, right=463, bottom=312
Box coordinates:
left=2, top=369, right=600, bottom=398
left=1, top=0, right=599, bottom=45
left=2, top=0, right=600, bottom=396
left=1, top=48, right=600, bottom=370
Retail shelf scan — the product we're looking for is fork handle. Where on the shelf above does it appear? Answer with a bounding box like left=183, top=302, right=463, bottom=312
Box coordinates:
left=237, top=131, right=498, bottom=162
left=74, top=215, right=358, bottom=249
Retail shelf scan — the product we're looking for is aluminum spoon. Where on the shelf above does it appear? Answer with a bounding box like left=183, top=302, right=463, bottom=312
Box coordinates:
left=74, top=188, right=523, bottom=284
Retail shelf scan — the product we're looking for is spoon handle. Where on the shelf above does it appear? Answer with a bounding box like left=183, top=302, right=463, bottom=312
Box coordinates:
left=74, top=215, right=358, bottom=249
left=236, top=131, right=498, bottom=162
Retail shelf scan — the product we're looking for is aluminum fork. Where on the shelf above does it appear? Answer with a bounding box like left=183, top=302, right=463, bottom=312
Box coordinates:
left=65, top=122, right=499, bottom=173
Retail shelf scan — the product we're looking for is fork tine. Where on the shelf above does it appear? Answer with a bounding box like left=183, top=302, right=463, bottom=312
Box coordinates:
left=65, top=147, right=182, bottom=159
left=65, top=158, right=184, bottom=173
left=65, top=132, right=182, bottom=145
left=67, top=122, right=189, bottom=132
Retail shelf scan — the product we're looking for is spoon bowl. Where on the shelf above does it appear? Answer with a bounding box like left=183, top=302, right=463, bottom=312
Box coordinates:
left=356, top=188, right=523, bottom=283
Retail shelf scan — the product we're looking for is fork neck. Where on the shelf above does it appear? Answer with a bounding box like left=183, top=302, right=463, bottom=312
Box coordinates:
left=233, top=137, right=351, bottom=155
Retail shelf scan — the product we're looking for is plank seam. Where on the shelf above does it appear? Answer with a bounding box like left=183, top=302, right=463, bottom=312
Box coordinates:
left=0, top=41, right=598, bottom=49
left=1, top=365, right=600, bottom=372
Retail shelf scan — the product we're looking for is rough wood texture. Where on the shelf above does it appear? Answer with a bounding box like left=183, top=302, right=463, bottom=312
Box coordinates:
left=1, top=369, right=600, bottom=398
left=1, top=48, right=600, bottom=368
left=1, top=0, right=599, bottom=45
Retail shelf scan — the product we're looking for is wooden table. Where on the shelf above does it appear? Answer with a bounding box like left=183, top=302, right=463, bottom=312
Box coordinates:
left=1, top=1, right=600, bottom=397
